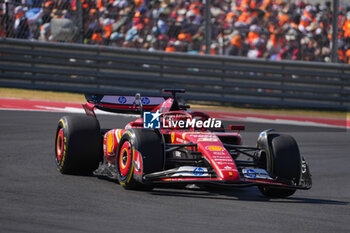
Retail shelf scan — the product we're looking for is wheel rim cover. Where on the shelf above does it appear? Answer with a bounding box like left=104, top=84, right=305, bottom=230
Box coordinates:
left=56, top=128, right=64, bottom=161
left=119, top=141, right=132, bottom=176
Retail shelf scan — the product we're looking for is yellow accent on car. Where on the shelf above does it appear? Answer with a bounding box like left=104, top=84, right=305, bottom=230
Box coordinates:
left=206, top=145, right=224, bottom=151
left=59, top=119, right=65, bottom=128
left=126, top=147, right=135, bottom=183
left=107, top=133, right=114, bottom=154
left=118, top=129, right=122, bottom=140
left=124, top=130, right=132, bottom=137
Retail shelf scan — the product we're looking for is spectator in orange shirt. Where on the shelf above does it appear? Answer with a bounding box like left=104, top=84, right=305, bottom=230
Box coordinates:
left=343, top=12, right=350, bottom=38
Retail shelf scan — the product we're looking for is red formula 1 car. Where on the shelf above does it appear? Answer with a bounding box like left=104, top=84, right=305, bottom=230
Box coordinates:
left=55, top=89, right=311, bottom=197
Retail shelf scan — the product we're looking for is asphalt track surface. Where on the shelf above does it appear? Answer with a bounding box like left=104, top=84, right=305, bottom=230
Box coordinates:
left=1, top=110, right=349, bottom=233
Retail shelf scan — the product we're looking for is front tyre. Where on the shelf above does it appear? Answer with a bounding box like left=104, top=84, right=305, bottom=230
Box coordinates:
left=55, top=115, right=102, bottom=174
left=117, top=139, right=136, bottom=188
left=258, top=134, right=301, bottom=198
left=116, top=129, right=163, bottom=190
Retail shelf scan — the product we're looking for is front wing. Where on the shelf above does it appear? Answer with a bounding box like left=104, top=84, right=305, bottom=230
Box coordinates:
left=143, top=164, right=312, bottom=190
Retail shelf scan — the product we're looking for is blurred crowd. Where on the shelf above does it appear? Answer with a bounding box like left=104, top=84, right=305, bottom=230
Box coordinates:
left=1, top=0, right=350, bottom=63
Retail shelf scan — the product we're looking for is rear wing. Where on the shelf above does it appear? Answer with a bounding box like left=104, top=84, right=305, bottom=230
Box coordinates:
left=83, top=94, right=166, bottom=116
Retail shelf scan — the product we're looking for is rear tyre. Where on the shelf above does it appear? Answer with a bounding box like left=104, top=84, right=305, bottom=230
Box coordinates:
left=55, top=115, right=102, bottom=174
left=116, top=129, right=163, bottom=190
left=258, top=134, right=301, bottom=198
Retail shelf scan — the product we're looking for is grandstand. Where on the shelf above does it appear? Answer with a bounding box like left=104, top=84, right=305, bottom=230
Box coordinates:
left=1, top=0, right=349, bottom=63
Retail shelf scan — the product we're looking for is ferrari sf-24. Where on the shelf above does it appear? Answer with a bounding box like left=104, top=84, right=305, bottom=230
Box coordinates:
left=55, top=89, right=311, bottom=197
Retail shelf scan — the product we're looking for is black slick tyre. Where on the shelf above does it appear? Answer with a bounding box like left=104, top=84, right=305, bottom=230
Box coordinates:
left=55, top=115, right=102, bottom=174
left=259, top=134, right=301, bottom=198
left=116, top=129, right=163, bottom=190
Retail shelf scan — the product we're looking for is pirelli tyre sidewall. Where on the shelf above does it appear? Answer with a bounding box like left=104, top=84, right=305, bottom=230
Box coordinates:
left=55, top=115, right=102, bottom=175
left=116, top=129, right=163, bottom=190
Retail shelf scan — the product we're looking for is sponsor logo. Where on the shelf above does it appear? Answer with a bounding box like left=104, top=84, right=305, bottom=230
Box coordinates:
left=213, top=158, right=233, bottom=161
left=118, top=96, right=127, bottom=104
left=171, top=132, right=175, bottom=143
left=206, top=145, right=224, bottom=151
left=143, top=111, right=161, bottom=129
left=213, top=155, right=225, bottom=158
left=106, top=132, right=115, bottom=155
left=301, top=160, right=307, bottom=173
left=187, top=134, right=216, bottom=138
left=198, top=138, right=219, bottom=142
left=141, top=97, right=150, bottom=105
left=176, top=138, right=185, bottom=143
left=213, top=151, right=226, bottom=155
left=242, top=169, right=272, bottom=180
left=193, top=167, right=205, bottom=176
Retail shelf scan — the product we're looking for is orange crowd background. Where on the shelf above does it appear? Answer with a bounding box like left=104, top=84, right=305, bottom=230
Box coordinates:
left=1, top=0, right=350, bottom=63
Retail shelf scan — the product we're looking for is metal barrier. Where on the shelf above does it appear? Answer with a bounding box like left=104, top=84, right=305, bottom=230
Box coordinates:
left=1, top=38, right=350, bottom=110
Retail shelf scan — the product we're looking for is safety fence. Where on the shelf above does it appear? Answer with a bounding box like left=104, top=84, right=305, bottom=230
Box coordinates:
left=0, top=38, right=350, bottom=110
